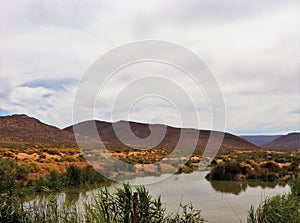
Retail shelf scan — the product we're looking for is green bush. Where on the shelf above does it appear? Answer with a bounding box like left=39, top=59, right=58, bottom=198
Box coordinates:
left=206, top=161, right=243, bottom=180
left=288, top=162, right=299, bottom=172
left=259, top=161, right=280, bottom=172
left=81, top=165, right=106, bottom=184
left=0, top=159, right=17, bottom=193
left=32, top=164, right=107, bottom=192
left=16, top=165, right=30, bottom=180
left=248, top=175, right=300, bottom=223
left=65, top=165, right=81, bottom=186
left=62, top=155, right=78, bottom=162
left=22, top=160, right=40, bottom=173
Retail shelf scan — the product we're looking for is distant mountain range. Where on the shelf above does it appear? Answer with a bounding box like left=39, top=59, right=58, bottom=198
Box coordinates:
left=240, top=133, right=300, bottom=150
left=262, top=133, right=300, bottom=150
left=0, top=114, right=298, bottom=150
left=239, top=135, right=282, bottom=146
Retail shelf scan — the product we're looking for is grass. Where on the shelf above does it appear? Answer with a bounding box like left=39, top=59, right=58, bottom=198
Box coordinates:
left=247, top=175, right=300, bottom=223
left=0, top=183, right=205, bottom=223
left=2, top=176, right=299, bottom=223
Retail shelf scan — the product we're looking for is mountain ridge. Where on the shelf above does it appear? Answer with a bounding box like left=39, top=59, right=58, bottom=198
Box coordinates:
left=263, top=132, right=300, bottom=150
left=0, top=114, right=77, bottom=144
left=2, top=114, right=297, bottom=150
left=239, top=135, right=282, bottom=146
left=64, top=119, right=259, bottom=150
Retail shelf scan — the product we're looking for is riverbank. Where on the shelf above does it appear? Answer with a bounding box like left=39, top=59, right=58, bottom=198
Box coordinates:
left=205, top=159, right=299, bottom=182
left=1, top=171, right=298, bottom=223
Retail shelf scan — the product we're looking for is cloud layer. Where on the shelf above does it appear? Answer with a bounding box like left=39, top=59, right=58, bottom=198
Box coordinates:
left=0, top=0, right=299, bottom=134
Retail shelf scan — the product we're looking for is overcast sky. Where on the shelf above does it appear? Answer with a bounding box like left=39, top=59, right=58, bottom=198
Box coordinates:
left=0, top=0, right=299, bottom=135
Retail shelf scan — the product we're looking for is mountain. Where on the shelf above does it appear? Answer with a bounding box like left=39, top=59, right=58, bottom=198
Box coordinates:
left=0, top=114, right=76, bottom=144
left=239, top=135, right=282, bottom=146
left=0, top=114, right=260, bottom=150
left=64, top=120, right=259, bottom=150
left=263, top=133, right=300, bottom=150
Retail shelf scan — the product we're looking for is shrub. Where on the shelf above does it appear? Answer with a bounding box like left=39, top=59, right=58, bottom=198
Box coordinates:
left=33, top=177, right=48, bottom=192
left=63, top=148, right=79, bottom=155
left=3, top=151, right=15, bottom=158
left=81, top=165, right=106, bottom=184
left=0, top=159, right=17, bottom=193
left=77, top=154, right=86, bottom=162
left=63, top=155, right=78, bottom=162
left=259, top=161, right=280, bottom=172
left=16, top=165, right=30, bottom=180
left=248, top=175, right=300, bottom=223
left=43, top=148, right=60, bottom=155
left=65, top=165, right=81, bottom=186
left=24, top=148, right=35, bottom=155
left=262, top=173, right=278, bottom=182
left=206, top=161, right=243, bottom=180
left=22, top=160, right=40, bottom=173
left=47, top=170, right=62, bottom=190
left=44, top=158, right=56, bottom=163
left=38, top=153, right=46, bottom=160
left=291, top=174, right=300, bottom=197
left=288, top=162, right=299, bottom=172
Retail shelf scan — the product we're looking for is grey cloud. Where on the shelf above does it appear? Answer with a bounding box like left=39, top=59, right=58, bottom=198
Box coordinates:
left=0, top=0, right=299, bottom=134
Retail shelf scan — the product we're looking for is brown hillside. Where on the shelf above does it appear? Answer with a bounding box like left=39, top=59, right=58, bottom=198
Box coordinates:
left=263, top=133, right=300, bottom=150
left=64, top=120, right=259, bottom=150
left=0, top=114, right=76, bottom=144
left=0, top=114, right=260, bottom=150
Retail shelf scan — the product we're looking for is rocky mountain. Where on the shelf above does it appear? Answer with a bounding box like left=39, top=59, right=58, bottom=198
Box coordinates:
left=0, top=114, right=264, bottom=150
left=0, top=114, right=76, bottom=144
left=239, top=135, right=282, bottom=146
left=64, top=120, right=260, bottom=150
left=263, top=132, right=300, bottom=150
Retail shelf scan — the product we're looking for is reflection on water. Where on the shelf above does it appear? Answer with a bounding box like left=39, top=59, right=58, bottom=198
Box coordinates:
left=26, top=171, right=290, bottom=223
left=208, top=180, right=285, bottom=195
left=209, top=181, right=248, bottom=195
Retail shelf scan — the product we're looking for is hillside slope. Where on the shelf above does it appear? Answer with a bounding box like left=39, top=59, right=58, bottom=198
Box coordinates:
left=240, top=135, right=282, bottom=146
left=0, top=114, right=76, bottom=144
left=64, top=120, right=259, bottom=150
left=0, top=114, right=261, bottom=150
left=263, top=133, right=300, bottom=150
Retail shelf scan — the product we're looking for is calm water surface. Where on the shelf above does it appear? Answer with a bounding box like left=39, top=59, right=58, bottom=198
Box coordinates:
left=28, top=171, right=290, bottom=223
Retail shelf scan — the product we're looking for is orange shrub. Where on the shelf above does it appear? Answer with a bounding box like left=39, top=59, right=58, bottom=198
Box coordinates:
left=22, top=159, right=40, bottom=172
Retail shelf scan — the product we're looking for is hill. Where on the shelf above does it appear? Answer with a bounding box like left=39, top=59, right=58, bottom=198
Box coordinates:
left=0, top=114, right=260, bottom=150
left=239, top=135, right=282, bottom=146
left=64, top=120, right=259, bottom=150
left=0, top=114, right=76, bottom=145
left=263, top=133, right=300, bottom=150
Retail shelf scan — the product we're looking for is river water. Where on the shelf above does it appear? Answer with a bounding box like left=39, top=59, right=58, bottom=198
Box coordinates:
left=27, top=171, right=290, bottom=223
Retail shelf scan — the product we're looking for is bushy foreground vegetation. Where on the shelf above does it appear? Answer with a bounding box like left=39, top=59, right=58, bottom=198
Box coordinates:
left=0, top=183, right=205, bottom=223
left=0, top=158, right=107, bottom=194
left=247, top=175, right=300, bottom=223
left=206, top=159, right=299, bottom=182
left=1, top=176, right=300, bottom=223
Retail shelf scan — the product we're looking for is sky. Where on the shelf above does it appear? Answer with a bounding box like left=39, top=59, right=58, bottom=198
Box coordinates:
left=0, top=0, right=299, bottom=135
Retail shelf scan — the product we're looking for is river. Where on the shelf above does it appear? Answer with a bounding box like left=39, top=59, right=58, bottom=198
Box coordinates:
left=27, top=171, right=290, bottom=223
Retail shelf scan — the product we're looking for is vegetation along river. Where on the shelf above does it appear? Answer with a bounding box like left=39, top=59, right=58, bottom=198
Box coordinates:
left=26, top=171, right=290, bottom=223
